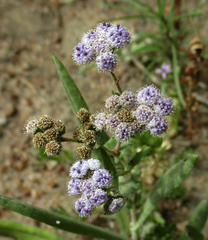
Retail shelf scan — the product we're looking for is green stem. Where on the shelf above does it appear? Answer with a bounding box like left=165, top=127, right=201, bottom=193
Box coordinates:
left=110, top=72, right=123, bottom=94
left=171, top=44, right=186, bottom=107
left=0, top=195, right=129, bottom=240
left=60, top=137, right=77, bottom=142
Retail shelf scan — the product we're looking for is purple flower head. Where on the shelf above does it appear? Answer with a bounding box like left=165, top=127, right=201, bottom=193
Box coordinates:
left=95, top=52, right=117, bottom=72
left=108, top=197, right=125, bottom=213
left=74, top=197, right=94, bottom=216
left=115, top=122, right=134, bottom=141
left=89, top=189, right=108, bottom=206
left=96, top=22, right=114, bottom=33
left=87, top=158, right=101, bottom=171
left=105, top=95, right=120, bottom=111
left=106, top=114, right=120, bottom=131
left=70, top=160, right=89, bottom=179
left=93, top=36, right=112, bottom=55
left=134, top=104, right=154, bottom=124
left=67, top=179, right=83, bottom=195
left=137, top=85, right=161, bottom=105
left=156, top=64, right=172, bottom=79
left=82, top=179, right=97, bottom=197
left=73, top=42, right=94, bottom=65
left=92, top=169, right=112, bottom=188
left=147, top=115, right=168, bottom=135
left=82, top=30, right=98, bottom=44
left=154, top=97, right=174, bottom=116
left=119, top=90, right=137, bottom=109
left=107, top=24, right=131, bottom=49
left=94, top=112, right=106, bottom=131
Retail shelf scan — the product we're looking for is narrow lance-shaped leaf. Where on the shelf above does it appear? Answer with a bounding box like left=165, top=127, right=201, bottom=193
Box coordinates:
left=53, top=55, right=89, bottom=115
left=131, top=154, right=197, bottom=231
left=53, top=55, right=109, bottom=145
left=0, top=220, right=68, bottom=240
left=0, top=195, right=128, bottom=240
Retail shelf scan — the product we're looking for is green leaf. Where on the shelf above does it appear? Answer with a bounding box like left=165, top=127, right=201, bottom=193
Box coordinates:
left=131, top=154, right=197, bottom=231
left=0, top=220, right=68, bottom=240
left=115, top=208, right=130, bottom=235
left=188, top=200, right=208, bottom=231
left=53, top=55, right=89, bottom=116
left=135, top=131, right=163, bottom=148
left=185, top=225, right=204, bottom=240
left=126, top=146, right=152, bottom=171
left=0, top=195, right=128, bottom=240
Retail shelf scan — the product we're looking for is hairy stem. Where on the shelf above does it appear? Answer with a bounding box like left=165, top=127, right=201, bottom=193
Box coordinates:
left=110, top=72, right=123, bottom=94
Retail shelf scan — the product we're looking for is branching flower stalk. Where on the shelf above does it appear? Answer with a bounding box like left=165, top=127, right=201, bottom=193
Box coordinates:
left=19, top=20, right=193, bottom=240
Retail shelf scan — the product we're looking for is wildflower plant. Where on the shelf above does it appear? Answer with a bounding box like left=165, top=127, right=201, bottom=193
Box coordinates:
left=0, top=19, right=207, bottom=240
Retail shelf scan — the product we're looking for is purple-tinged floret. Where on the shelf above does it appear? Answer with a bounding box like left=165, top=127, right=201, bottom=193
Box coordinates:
left=154, top=97, right=174, bottom=116
left=67, top=179, right=83, bottom=195
left=96, top=22, right=114, bottom=33
left=106, top=114, right=120, bottom=131
left=119, top=90, right=137, bottom=109
left=132, top=122, right=146, bottom=134
left=95, top=52, right=117, bottom=72
left=115, top=122, right=134, bottom=141
left=105, top=95, right=120, bottom=111
left=94, top=112, right=106, bottom=131
left=70, top=160, right=89, bottom=179
left=89, top=189, right=108, bottom=206
left=147, top=115, right=168, bottom=135
left=74, top=197, right=94, bottom=216
left=87, top=158, right=101, bottom=171
left=92, top=169, right=112, bottom=188
left=82, top=30, right=98, bottom=44
left=156, top=64, right=172, bottom=80
left=82, top=179, right=97, bottom=197
left=134, top=104, right=154, bottom=124
left=73, top=42, right=95, bottom=65
left=137, top=86, right=161, bottom=105
left=107, top=24, right=131, bottom=49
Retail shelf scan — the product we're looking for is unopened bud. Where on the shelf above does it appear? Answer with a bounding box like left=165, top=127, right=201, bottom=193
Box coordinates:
left=76, top=146, right=92, bottom=159
left=73, top=128, right=84, bottom=142
left=38, top=115, right=54, bottom=131
left=76, top=108, right=90, bottom=123
left=43, top=128, right=58, bottom=142
left=45, top=141, right=62, bottom=156
left=33, top=132, right=47, bottom=148
left=83, top=130, right=96, bottom=147
left=53, top=120, right=65, bottom=136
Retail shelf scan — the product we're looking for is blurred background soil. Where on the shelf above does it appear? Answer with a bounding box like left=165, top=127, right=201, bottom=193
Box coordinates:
left=0, top=0, right=208, bottom=239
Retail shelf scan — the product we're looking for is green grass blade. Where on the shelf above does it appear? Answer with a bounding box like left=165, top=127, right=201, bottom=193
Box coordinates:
left=0, top=220, right=68, bottom=240
left=171, top=44, right=186, bottom=107
left=131, top=154, right=197, bottom=231
left=53, top=55, right=89, bottom=115
left=0, top=195, right=128, bottom=240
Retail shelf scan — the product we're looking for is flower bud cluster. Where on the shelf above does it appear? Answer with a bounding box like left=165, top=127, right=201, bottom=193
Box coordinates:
left=73, top=22, right=131, bottom=72
left=73, top=108, right=97, bottom=159
left=67, top=158, right=112, bottom=216
left=94, top=86, right=174, bottom=140
left=23, top=115, right=65, bottom=156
